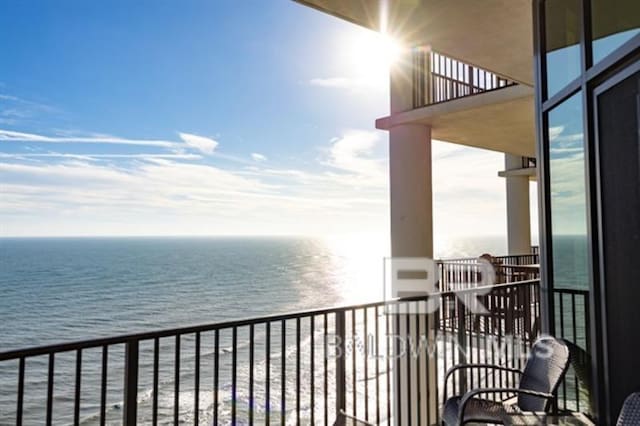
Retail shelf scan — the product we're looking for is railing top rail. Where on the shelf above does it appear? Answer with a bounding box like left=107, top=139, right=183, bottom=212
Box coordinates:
left=437, top=253, right=538, bottom=263
left=0, top=279, right=540, bottom=361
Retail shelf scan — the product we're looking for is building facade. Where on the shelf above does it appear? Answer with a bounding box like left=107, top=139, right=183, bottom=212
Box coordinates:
left=534, top=1, right=639, bottom=423
left=298, top=0, right=639, bottom=423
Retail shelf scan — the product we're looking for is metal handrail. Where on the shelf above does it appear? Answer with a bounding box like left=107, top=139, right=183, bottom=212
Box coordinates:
left=0, top=279, right=551, bottom=425
left=0, top=280, right=537, bottom=361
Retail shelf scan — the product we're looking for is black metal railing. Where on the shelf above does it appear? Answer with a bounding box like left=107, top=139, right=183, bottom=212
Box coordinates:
left=412, top=48, right=518, bottom=108
left=438, top=253, right=540, bottom=292
left=554, top=288, right=591, bottom=414
left=0, top=277, right=591, bottom=425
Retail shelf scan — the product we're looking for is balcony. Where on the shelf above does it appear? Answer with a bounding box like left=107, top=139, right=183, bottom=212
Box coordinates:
left=376, top=49, right=535, bottom=157
left=0, top=253, right=590, bottom=425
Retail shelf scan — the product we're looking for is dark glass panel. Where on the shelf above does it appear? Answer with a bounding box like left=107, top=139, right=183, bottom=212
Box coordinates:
left=591, top=0, right=640, bottom=64
left=545, top=0, right=582, bottom=97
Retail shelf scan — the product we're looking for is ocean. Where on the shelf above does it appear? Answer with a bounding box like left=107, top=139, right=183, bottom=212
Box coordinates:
left=0, top=236, right=510, bottom=424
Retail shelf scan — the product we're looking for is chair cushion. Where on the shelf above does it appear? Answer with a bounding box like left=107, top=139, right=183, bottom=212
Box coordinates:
left=442, top=396, right=514, bottom=425
left=617, top=392, right=640, bottom=425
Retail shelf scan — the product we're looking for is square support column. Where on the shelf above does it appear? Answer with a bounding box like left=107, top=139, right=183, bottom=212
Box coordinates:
left=504, top=154, right=532, bottom=255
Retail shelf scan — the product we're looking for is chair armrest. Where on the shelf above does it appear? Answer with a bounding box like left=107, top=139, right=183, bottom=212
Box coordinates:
left=443, top=364, right=523, bottom=404
left=457, top=388, right=554, bottom=426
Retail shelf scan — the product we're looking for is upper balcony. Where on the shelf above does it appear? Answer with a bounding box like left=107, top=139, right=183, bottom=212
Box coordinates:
left=377, top=49, right=536, bottom=158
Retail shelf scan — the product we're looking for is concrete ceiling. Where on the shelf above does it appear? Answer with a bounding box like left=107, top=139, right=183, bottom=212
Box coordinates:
left=295, top=0, right=535, bottom=85
left=376, top=85, right=536, bottom=157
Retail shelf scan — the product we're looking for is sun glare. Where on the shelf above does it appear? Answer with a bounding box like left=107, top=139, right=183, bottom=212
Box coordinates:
left=344, top=30, right=403, bottom=86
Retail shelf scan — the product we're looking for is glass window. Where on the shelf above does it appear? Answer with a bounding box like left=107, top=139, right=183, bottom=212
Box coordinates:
left=591, top=0, right=640, bottom=64
left=545, top=0, right=582, bottom=97
left=548, top=92, right=589, bottom=291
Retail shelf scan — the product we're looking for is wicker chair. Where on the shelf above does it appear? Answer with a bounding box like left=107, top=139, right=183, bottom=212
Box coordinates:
left=442, top=337, right=570, bottom=426
left=617, top=392, right=640, bottom=425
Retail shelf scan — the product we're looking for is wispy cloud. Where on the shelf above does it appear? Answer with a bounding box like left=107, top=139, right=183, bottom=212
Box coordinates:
left=0, top=126, right=530, bottom=240
left=0, top=129, right=179, bottom=148
left=178, top=132, right=219, bottom=154
left=0, top=93, right=59, bottom=125
left=325, top=129, right=386, bottom=181
left=0, top=152, right=202, bottom=161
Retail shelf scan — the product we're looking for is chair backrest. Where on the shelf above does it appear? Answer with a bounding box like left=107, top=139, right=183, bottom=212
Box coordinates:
left=517, top=337, right=570, bottom=411
left=617, top=392, right=640, bottom=425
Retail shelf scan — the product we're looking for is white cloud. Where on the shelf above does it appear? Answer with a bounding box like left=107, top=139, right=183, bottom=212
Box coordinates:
left=251, top=153, right=267, bottom=162
left=0, top=129, right=179, bottom=148
left=325, top=129, right=386, bottom=181
left=0, top=134, right=390, bottom=237
left=0, top=127, right=537, bottom=246
left=178, top=132, right=219, bottom=154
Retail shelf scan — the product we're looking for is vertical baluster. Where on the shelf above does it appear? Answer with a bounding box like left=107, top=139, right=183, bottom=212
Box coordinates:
left=213, top=330, right=219, bottom=425
left=351, top=309, right=357, bottom=418
left=405, top=305, right=412, bottom=426
left=280, top=320, right=286, bottom=426
left=46, top=353, right=54, bottom=426
left=395, top=304, right=402, bottom=426
left=415, top=302, right=421, bottom=426
left=310, top=316, right=315, bottom=425
left=194, top=333, right=200, bottom=425
left=559, top=294, right=566, bottom=410
left=457, top=297, right=467, bottom=396
left=152, top=339, right=159, bottom=426
left=174, top=335, right=180, bottom=425
left=265, top=322, right=271, bottom=425
left=16, top=357, right=24, bottom=426
left=295, top=318, right=301, bottom=425
left=249, top=324, right=255, bottom=425
left=364, top=307, right=369, bottom=422
left=323, top=314, right=328, bottom=426
left=335, top=311, right=346, bottom=422
left=386, top=305, right=392, bottom=426
left=232, top=327, right=237, bottom=424
left=101, top=346, right=108, bottom=426
left=572, top=294, right=579, bottom=411
left=375, top=306, right=380, bottom=425
left=74, top=349, right=82, bottom=426
left=123, top=340, right=139, bottom=426
left=427, top=303, right=434, bottom=425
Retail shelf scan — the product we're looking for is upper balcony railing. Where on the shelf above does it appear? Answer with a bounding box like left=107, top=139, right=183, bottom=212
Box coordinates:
left=412, top=48, right=518, bottom=108
left=438, top=252, right=540, bottom=292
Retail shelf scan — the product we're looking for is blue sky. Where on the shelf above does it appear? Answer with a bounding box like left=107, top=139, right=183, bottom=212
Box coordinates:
left=0, top=0, right=535, bottom=247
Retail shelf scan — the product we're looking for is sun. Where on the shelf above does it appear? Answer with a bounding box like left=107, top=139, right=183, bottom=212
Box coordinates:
left=344, top=30, right=404, bottom=86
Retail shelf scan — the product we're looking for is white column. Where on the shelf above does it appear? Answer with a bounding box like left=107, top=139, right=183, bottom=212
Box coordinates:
left=505, top=154, right=532, bottom=255
left=387, top=45, right=438, bottom=425
left=389, top=124, right=433, bottom=261
left=389, top=123, right=437, bottom=425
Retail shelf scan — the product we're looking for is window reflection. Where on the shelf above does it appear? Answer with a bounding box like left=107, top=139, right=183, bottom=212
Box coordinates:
left=548, top=92, right=589, bottom=290
left=545, top=0, right=582, bottom=97
left=591, top=0, right=640, bottom=64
